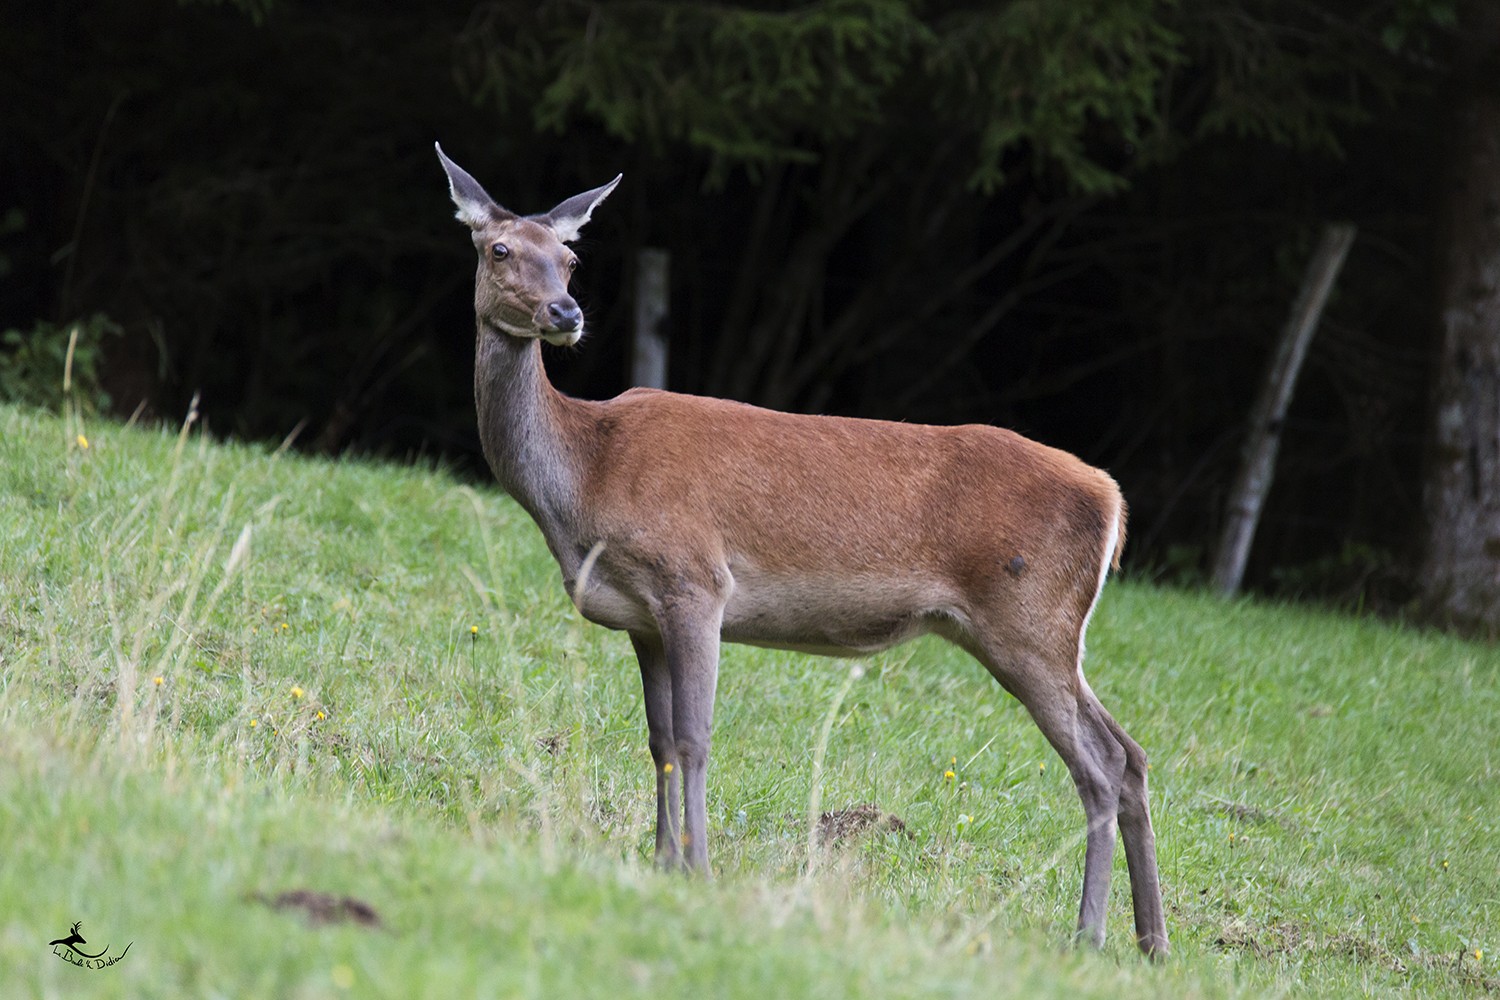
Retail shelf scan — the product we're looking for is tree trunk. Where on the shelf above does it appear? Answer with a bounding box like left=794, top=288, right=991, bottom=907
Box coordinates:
left=1211, top=223, right=1356, bottom=596
left=1418, top=5, right=1500, bottom=630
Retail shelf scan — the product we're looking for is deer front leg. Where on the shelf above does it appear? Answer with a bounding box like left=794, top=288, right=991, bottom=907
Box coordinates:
left=632, top=632, right=681, bottom=869
left=658, top=607, right=722, bottom=875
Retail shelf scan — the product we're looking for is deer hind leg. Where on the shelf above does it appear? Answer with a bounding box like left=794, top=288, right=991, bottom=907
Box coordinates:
left=965, top=639, right=1127, bottom=949
left=1092, top=696, right=1169, bottom=958
left=967, top=623, right=1168, bottom=957
left=631, top=633, right=681, bottom=869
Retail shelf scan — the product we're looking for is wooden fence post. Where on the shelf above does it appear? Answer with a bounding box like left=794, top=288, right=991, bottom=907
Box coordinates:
left=1210, top=222, right=1357, bottom=597
left=632, top=248, right=670, bottom=389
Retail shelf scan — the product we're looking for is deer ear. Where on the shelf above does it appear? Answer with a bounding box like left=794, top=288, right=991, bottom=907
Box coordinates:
left=435, top=143, right=512, bottom=229
left=539, top=174, right=621, bottom=243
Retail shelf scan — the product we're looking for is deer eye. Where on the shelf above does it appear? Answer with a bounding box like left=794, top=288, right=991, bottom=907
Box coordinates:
left=491, top=242, right=509, bottom=260
left=567, top=257, right=579, bottom=273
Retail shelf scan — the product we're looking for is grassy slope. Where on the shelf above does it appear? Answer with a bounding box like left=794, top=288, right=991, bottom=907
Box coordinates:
left=0, top=403, right=1494, bottom=998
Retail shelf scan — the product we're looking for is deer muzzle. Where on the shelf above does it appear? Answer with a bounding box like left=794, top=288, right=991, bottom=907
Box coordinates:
left=541, top=299, right=584, bottom=345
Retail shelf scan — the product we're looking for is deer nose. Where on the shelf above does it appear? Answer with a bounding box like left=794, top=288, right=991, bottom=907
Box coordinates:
left=546, top=300, right=582, bottom=332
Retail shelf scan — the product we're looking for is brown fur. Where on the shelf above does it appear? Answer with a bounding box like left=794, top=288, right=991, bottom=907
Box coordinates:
left=562, top=390, right=1121, bottom=662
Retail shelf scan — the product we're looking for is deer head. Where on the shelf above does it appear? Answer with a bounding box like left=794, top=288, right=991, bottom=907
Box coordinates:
left=436, top=143, right=620, bottom=347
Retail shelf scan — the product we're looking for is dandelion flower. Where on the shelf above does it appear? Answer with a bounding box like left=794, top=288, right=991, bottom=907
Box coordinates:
left=470, top=625, right=479, bottom=636
left=76, top=434, right=89, bottom=450
left=1475, top=949, right=1483, bottom=962
left=249, top=719, right=258, bottom=728
left=153, top=676, right=164, bottom=687
left=1039, top=762, right=1046, bottom=774
left=316, top=710, right=326, bottom=721
left=663, top=763, right=673, bottom=774
left=280, top=622, right=290, bottom=631
left=290, top=685, right=305, bottom=699
left=944, top=769, right=956, bottom=781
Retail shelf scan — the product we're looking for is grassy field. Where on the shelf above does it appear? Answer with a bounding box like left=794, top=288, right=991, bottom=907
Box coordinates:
left=0, top=401, right=1495, bottom=998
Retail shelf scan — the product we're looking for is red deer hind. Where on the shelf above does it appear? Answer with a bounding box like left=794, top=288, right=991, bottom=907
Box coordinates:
left=435, top=144, right=1168, bottom=957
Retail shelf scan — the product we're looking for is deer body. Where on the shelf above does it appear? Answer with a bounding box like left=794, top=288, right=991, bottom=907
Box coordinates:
left=440, top=145, right=1168, bottom=958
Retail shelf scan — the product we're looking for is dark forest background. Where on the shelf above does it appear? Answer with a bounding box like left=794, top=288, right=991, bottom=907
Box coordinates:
left=1, top=0, right=1483, bottom=616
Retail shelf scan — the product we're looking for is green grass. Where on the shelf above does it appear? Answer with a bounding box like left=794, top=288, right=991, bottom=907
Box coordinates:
left=0, top=402, right=1495, bottom=997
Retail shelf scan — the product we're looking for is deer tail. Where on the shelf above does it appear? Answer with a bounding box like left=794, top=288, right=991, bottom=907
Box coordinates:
left=1111, top=496, right=1128, bottom=573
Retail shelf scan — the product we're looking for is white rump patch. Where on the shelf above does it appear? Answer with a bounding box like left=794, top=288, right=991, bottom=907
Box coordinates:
left=1075, top=505, right=1120, bottom=682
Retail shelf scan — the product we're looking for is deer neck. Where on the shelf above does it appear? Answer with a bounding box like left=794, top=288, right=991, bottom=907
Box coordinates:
left=474, top=322, right=589, bottom=574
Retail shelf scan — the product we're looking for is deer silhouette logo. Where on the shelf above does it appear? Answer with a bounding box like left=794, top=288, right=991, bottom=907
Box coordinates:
left=48, top=920, right=131, bottom=968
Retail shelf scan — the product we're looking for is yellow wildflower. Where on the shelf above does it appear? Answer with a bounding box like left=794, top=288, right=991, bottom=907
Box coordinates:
left=249, top=719, right=258, bottom=728
left=944, top=769, right=956, bottom=781
left=331, top=964, right=355, bottom=990
left=290, top=685, right=305, bottom=699
left=663, top=763, right=673, bottom=774
left=470, top=625, right=479, bottom=636
left=153, top=676, right=164, bottom=687
left=76, top=434, right=89, bottom=450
